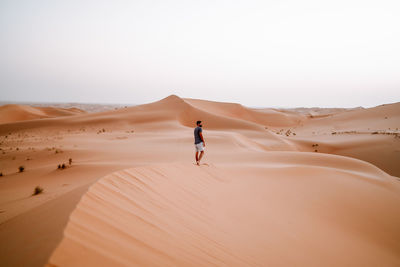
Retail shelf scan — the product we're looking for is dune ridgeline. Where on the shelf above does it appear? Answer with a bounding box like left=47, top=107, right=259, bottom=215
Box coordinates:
left=0, top=95, right=399, bottom=267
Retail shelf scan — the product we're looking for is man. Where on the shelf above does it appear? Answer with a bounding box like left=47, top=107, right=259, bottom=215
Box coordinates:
left=194, top=120, right=205, bottom=165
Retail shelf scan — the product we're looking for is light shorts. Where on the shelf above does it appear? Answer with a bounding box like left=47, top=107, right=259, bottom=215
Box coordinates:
left=195, top=142, right=205, bottom=152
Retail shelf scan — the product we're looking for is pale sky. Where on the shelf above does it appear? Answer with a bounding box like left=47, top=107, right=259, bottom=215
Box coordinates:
left=0, top=0, right=399, bottom=107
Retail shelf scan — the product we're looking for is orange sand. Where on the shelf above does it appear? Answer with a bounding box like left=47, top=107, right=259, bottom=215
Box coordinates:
left=0, top=95, right=399, bottom=266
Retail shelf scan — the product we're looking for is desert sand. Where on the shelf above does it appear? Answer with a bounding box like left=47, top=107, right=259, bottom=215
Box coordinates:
left=0, top=95, right=399, bottom=266
left=0, top=104, right=85, bottom=124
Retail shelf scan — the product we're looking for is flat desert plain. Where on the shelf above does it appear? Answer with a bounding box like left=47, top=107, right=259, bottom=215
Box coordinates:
left=0, top=95, right=399, bottom=266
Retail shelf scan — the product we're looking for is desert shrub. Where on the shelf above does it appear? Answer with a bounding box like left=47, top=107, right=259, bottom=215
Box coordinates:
left=69, top=158, right=72, bottom=165
left=58, top=163, right=67, bottom=169
left=33, top=186, right=43, bottom=195
left=18, top=166, right=24, bottom=172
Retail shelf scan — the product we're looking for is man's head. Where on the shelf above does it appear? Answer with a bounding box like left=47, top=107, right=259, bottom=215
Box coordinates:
left=196, top=120, right=202, bottom=127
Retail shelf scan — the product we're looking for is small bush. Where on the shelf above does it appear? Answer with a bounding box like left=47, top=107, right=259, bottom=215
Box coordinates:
left=69, top=158, right=72, bottom=165
left=0, top=172, right=3, bottom=177
left=58, top=163, right=67, bottom=169
left=33, top=186, right=43, bottom=195
left=18, top=166, right=25, bottom=172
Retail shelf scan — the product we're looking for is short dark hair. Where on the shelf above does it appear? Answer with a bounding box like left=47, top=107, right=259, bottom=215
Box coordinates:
left=196, top=120, right=202, bottom=125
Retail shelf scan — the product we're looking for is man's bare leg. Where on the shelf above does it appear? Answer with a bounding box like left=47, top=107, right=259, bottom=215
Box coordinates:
left=195, top=152, right=199, bottom=165
left=198, top=151, right=204, bottom=163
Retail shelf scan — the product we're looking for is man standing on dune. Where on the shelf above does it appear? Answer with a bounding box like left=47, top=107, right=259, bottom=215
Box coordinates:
left=194, top=120, right=205, bottom=166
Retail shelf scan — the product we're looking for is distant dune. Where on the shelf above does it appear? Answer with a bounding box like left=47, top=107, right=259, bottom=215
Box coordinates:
left=0, top=95, right=399, bottom=267
left=0, top=101, right=130, bottom=113
left=0, top=104, right=85, bottom=124
left=276, top=106, right=364, bottom=117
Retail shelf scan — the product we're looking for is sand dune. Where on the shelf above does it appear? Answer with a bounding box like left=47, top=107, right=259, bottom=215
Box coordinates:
left=0, top=95, right=399, bottom=266
left=0, top=95, right=304, bottom=133
left=282, top=101, right=400, bottom=177
left=48, top=161, right=400, bottom=267
left=277, top=106, right=363, bottom=117
left=297, top=101, right=400, bottom=132
left=185, top=98, right=306, bottom=127
left=0, top=104, right=85, bottom=124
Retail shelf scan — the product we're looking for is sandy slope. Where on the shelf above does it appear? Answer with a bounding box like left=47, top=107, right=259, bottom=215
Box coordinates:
left=184, top=98, right=307, bottom=127
left=0, top=95, right=399, bottom=266
left=47, top=162, right=400, bottom=266
left=0, top=104, right=85, bottom=124
left=294, top=102, right=400, bottom=133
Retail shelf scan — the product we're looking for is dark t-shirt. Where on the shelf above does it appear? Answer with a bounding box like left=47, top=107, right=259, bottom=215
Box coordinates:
left=194, top=126, right=203, bottom=144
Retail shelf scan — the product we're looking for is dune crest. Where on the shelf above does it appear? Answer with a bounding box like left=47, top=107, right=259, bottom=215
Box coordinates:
left=0, top=104, right=85, bottom=124
left=47, top=161, right=400, bottom=267
left=1, top=96, right=399, bottom=267
left=184, top=97, right=307, bottom=127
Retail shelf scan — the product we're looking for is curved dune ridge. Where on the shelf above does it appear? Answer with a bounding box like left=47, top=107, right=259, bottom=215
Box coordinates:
left=0, top=95, right=306, bottom=132
left=0, top=104, right=85, bottom=124
left=0, top=96, right=398, bottom=134
left=101, top=94, right=293, bottom=131
left=47, top=159, right=400, bottom=267
left=183, top=98, right=307, bottom=127
left=1, top=95, right=400, bottom=267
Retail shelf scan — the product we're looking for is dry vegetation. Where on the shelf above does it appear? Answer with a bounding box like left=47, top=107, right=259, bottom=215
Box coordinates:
left=32, top=186, right=43, bottom=196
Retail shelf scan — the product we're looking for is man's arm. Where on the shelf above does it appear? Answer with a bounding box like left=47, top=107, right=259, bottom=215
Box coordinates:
left=199, top=132, right=205, bottom=146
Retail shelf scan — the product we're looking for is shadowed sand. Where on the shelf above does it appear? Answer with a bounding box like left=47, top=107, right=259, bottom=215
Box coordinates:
left=47, top=162, right=400, bottom=266
left=0, top=95, right=399, bottom=266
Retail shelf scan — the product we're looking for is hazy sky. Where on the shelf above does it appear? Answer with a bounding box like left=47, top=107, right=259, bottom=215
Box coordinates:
left=0, top=0, right=399, bottom=107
